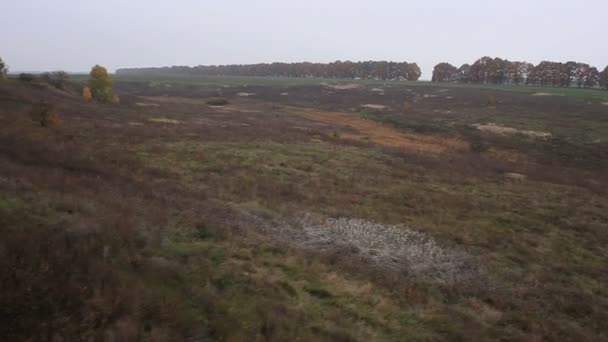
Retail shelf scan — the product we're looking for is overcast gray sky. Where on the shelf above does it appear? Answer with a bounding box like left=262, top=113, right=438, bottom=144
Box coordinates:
left=2, top=0, right=606, bottom=79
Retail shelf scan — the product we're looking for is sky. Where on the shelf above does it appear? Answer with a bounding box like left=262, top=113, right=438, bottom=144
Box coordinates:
left=2, top=0, right=607, bottom=79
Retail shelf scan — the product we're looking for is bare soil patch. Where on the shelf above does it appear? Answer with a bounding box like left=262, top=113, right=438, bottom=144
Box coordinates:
left=360, top=104, right=387, bottom=110
left=473, top=123, right=551, bottom=139
left=504, top=172, right=527, bottom=181
left=148, top=117, right=181, bottom=124
left=135, top=102, right=160, bottom=107
left=323, top=83, right=361, bottom=90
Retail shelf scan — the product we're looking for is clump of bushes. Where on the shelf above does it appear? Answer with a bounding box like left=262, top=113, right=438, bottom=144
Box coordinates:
left=40, top=71, right=70, bottom=90
left=18, top=73, right=35, bottom=82
left=206, top=97, right=229, bottom=106
left=30, top=102, right=61, bottom=127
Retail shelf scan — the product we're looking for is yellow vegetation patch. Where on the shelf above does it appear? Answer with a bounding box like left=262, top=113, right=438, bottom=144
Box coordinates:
left=289, top=107, right=469, bottom=154
left=484, top=147, right=529, bottom=164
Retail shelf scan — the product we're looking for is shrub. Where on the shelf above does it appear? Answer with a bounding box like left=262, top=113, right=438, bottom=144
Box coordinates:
left=18, top=73, right=35, bottom=82
left=88, top=65, right=113, bottom=103
left=40, top=71, right=70, bottom=90
left=82, top=86, right=92, bottom=101
left=30, top=102, right=61, bottom=127
left=206, top=97, right=229, bottom=106
left=0, top=57, right=7, bottom=79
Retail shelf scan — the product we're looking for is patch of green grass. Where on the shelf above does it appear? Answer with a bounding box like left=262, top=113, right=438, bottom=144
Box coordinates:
left=0, top=196, right=26, bottom=214
left=148, top=222, right=443, bottom=341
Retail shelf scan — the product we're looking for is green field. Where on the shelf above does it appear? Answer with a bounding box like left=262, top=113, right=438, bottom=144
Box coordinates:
left=60, top=73, right=608, bottom=100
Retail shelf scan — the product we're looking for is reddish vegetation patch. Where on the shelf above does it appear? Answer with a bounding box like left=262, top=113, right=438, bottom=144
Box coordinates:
left=289, top=107, right=469, bottom=154
left=484, top=147, right=529, bottom=164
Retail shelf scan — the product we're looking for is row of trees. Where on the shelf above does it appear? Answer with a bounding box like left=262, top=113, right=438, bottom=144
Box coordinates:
left=432, top=57, right=608, bottom=89
left=117, top=61, right=422, bottom=81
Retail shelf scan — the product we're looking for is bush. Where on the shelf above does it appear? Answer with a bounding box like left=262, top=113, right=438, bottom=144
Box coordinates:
left=0, top=57, right=7, bottom=79
left=30, top=102, right=61, bottom=127
left=88, top=65, right=113, bottom=103
left=206, top=97, right=229, bottom=106
left=18, top=73, right=35, bottom=82
left=40, top=71, right=70, bottom=90
left=82, top=86, right=92, bottom=101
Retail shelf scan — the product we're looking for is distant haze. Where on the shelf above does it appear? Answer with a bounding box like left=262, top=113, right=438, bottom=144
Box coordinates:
left=3, top=0, right=607, bottom=80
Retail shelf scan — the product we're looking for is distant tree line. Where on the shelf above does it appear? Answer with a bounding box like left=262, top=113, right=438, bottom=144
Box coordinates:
left=433, top=57, right=608, bottom=89
left=116, top=61, right=422, bottom=81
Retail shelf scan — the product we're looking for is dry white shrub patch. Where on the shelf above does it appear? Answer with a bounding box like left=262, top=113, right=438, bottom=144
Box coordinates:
left=264, top=215, right=480, bottom=285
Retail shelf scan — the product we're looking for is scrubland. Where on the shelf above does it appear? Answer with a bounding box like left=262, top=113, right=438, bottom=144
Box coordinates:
left=1, top=77, right=607, bottom=341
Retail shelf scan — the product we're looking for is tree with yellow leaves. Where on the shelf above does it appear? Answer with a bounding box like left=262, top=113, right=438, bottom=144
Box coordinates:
left=82, top=86, right=92, bottom=101
left=88, top=65, right=113, bottom=103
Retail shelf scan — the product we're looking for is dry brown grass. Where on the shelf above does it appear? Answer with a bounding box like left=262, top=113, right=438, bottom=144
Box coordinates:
left=401, top=101, right=413, bottom=113
left=289, top=106, right=469, bottom=153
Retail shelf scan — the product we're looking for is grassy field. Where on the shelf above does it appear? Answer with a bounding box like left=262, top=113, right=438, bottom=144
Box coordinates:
left=1, top=76, right=608, bottom=341
left=64, top=73, right=608, bottom=101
